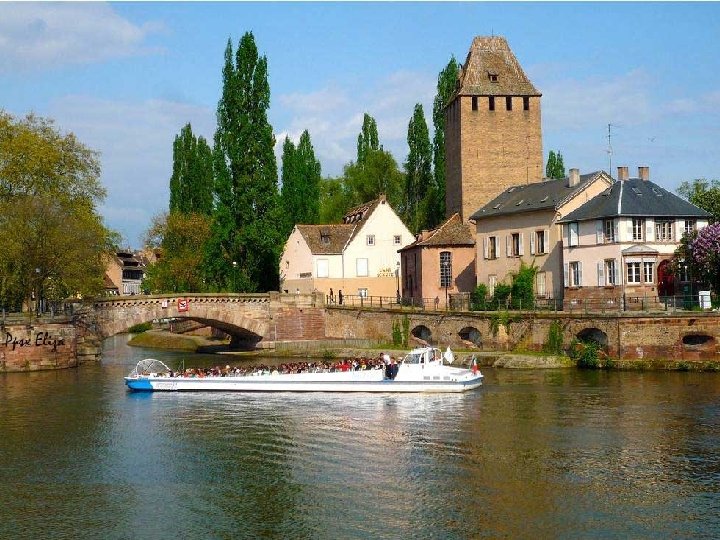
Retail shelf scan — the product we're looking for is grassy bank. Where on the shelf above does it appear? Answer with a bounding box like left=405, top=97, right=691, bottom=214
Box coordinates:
left=127, top=330, right=227, bottom=352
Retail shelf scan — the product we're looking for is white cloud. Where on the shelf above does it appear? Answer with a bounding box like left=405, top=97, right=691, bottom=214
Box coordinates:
left=274, top=69, right=437, bottom=176
left=0, top=3, right=163, bottom=73
left=47, top=95, right=214, bottom=247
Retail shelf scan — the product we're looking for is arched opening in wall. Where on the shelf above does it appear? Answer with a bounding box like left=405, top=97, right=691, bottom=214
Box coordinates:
left=576, top=328, right=608, bottom=348
left=682, top=334, right=715, bottom=348
left=411, top=325, right=432, bottom=344
left=458, top=326, right=482, bottom=347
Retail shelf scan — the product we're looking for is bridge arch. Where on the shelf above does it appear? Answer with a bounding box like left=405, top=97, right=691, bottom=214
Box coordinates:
left=576, top=327, right=608, bottom=347
left=411, top=324, right=432, bottom=344
left=458, top=326, right=482, bottom=347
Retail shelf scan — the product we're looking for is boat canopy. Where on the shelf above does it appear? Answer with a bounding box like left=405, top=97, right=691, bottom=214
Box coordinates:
left=403, top=347, right=442, bottom=365
left=129, top=358, right=172, bottom=378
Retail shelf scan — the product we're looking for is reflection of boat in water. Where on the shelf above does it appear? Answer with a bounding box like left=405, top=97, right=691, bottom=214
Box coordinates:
left=124, top=347, right=483, bottom=393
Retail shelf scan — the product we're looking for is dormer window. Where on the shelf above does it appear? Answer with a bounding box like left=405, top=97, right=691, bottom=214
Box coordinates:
left=320, top=234, right=330, bottom=245
left=488, top=71, right=498, bottom=83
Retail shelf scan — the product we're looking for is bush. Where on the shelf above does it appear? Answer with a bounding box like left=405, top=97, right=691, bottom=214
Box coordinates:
left=510, top=262, right=537, bottom=309
left=568, top=339, right=614, bottom=369
left=401, top=315, right=410, bottom=347
left=392, top=319, right=403, bottom=346
left=492, top=284, right=512, bottom=309
left=127, top=322, right=152, bottom=334
left=543, top=320, right=564, bottom=355
left=470, top=284, right=488, bottom=311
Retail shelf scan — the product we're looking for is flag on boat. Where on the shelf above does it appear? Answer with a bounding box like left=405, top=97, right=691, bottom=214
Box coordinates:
left=471, top=356, right=478, bottom=374
left=443, top=347, right=455, bottom=364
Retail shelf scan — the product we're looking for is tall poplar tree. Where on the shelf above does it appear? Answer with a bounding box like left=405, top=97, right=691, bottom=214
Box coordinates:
left=204, top=33, right=281, bottom=292
left=281, top=130, right=321, bottom=236
left=404, top=104, right=433, bottom=233
left=546, top=150, right=566, bottom=179
left=169, top=123, right=213, bottom=215
left=432, top=56, right=460, bottom=221
left=357, top=113, right=379, bottom=164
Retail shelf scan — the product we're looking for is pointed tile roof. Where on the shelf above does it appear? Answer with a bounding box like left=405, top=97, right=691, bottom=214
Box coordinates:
left=399, top=213, right=475, bottom=252
left=455, top=36, right=540, bottom=98
left=296, top=224, right=355, bottom=255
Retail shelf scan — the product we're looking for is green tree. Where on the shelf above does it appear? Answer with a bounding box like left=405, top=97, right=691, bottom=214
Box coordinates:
left=677, top=178, right=720, bottom=221
left=0, top=111, right=113, bottom=311
left=404, top=103, right=433, bottom=233
left=546, top=150, right=565, bottom=179
left=318, top=177, right=349, bottom=224
left=280, top=130, right=321, bottom=235
left=169, top=123, right=214, bottom=216
left=143, top=212, right=212, bottom=293
left=432, top=56, right=460, bottom=221
left=357, top=113, right=379, bottom=164
left=344, top=148, right=405, bottom=212
left=203, top=33, right=282, bottom=293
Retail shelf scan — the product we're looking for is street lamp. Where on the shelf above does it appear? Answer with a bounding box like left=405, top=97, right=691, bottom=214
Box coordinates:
left=232, top=261, right=238, bottom=292
left=396, top=261, right=401, bottom=304
left=35, top=267, right=41, bottom=316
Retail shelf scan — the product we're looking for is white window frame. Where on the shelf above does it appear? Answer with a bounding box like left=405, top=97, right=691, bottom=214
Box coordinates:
left=627, top=262, right=641, bottom=284
left=568, top=222, right=579, bottom=247
left=632, top=218, right=645, bottom=241
left=488, top=275, right=497, bottom=297
left=655, top=220, right=673, bottom=242
left=366, top=234, right=375, bottom=246
left=440, top=251, right=452, bottom=288
left=393, top=235, right=401, bottom=246
left=605, top=259, right=617, bottom=286
left=536, top=271, right=547, bottom=298
left=356, top=258, right=369, bottom=277
left=569, top=261, right=582, bottom=287
left=510, top=232, right=523, bottom=257
left=358, top=288, right=368, bottom=298
left=316, top=259, right=329, bottom=278
left=684, top=220, right=697, bottom=237
left=643, top=261, right=654, bottom=283
left=488, top=236, right=497, bottom=259
left=604, top=219, right=615, bottom=243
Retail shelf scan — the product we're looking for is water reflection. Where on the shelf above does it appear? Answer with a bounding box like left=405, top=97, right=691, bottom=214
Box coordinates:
left=0, top=338, right=718, bottom=538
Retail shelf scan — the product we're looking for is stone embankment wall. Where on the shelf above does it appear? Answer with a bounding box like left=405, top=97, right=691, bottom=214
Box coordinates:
left=0, top=320, right=77, bottom=372
left=325, top=307, right=720, bottom=362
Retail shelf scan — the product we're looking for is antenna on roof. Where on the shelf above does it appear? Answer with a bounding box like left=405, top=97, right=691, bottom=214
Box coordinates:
left=607, top=123, right=613, bottom=175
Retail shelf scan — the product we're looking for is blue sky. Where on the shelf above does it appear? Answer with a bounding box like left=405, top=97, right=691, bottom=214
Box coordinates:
left=2, top=2, right=720, bottom=247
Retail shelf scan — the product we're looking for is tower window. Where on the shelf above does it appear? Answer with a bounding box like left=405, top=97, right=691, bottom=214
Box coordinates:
left=472, top=96, right=478, bottom=111
left=506, top=96, right=512, bottom=111
left=523, top=96, right=530, bottom=111
left=489, top=96, right=495, bottom=111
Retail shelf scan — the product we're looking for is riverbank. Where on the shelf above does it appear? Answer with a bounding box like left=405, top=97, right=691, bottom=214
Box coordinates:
left=127, top=330, right=230, bottom=352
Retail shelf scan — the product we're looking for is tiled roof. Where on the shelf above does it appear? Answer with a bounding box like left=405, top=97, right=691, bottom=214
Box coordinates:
left=558, top=178, right=712, bottom=222
left=399, top=213, right=475, bottom=252
left=296, top=224, right=355, bottom=255
left=470, top=171, right=610, bottom=220
left=455, top=36, right=540, bottom=98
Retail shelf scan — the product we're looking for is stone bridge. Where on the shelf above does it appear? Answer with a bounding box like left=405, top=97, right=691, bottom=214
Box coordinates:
left=74, top=292, right=327, bottom=359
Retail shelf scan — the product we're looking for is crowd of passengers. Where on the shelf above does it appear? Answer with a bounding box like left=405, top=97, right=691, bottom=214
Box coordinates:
left=163, top=355, right=400, bottom=378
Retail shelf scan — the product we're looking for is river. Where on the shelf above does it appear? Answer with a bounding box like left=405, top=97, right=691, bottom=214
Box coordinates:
left=1, top=335, right=719, bottom=539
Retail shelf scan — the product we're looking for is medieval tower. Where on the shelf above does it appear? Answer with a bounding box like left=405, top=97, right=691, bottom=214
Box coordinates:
left=445, top=36, right=543, bottom=221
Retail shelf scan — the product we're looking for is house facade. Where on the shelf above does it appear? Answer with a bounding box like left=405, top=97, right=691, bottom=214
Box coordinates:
left=280, top=195, right=414, bottom=299
left=398, top=213, right=476, bottom=308
left=103, top=250, right=147, bottom=296
left=557, top=167, right=711, bottom=308
left=471, top=169, right=613, bottom=301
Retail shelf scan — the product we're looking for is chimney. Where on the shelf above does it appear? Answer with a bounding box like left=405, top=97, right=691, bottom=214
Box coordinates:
left=420, top=229, right=429, bottom=241
left=617, top=166, right=629, bottom=181
left=568, top=168, right=580, bottom=187
left=638, top=166, right=650, bottom=182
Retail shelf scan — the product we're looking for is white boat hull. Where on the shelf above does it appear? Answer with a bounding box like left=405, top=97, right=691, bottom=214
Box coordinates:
left=125, top=366, right=483, bottom=393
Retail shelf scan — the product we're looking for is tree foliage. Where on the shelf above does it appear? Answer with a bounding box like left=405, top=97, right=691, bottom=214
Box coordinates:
left=673, top=223, right=720, bottom=295
left=344, top=148, right=405, bottom=212
left=169, top=123, right=213, bottom=216
left=280, top=130, right=321, bottom=236
left=204, top=33, right=282, bottom=292
left=318, top=177, right=349, bottom=224
left=677, top=178, right=720, bottom=222
left=432, top=57, right=460, bottom=222
left=404, top=103, right=434, bottom=233
left=356, top=113, right=379, bottom=164
left=143, top=212, right=212, bottom=293
left=0, top=111, right=113, bottom=311
left=546, top=150, right=565, bottom=179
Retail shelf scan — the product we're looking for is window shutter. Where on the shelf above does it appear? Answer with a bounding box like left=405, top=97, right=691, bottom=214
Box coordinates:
left=614, top=259, right=620, bottom=285
left=614, top=220, right=619, bottom=242
left=519, top=233, right=524, bottom=255
left=596, top=220, right=603, bottom=244
left=483, top=237, right=488, bottom=259
left=646, top=219, right=654, bottom=241
left=569, top=223, right=579, bottom=246
left=530, top=232, right=535, bottom=255
left=563, top=263, right=569, bottom=287
left=577, top=262, right=583, bottom=286
left=627, top=220, right=633, bottom=237
left=544, top=230, right=550, bottom=253
left=597, top=261, right=605, bottom=286
left=506, top=235, right=510, bottom=257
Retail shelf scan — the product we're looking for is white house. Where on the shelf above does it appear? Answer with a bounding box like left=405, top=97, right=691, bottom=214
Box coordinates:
left=280, top=195, right=415, bottom=299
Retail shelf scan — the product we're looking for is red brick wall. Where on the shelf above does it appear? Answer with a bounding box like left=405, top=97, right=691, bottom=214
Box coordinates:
left=1, top=322, right=77, bottom=372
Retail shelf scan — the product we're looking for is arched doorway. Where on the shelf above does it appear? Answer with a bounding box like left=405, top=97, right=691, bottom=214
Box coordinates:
left=657, top=259, right=674, bottom=297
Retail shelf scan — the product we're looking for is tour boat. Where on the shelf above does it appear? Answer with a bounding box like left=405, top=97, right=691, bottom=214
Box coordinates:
left=124, top=347, right=483, bottom=393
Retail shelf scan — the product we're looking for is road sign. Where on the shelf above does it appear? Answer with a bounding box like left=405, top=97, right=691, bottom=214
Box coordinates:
left=178, top=298, right=188, bottom=312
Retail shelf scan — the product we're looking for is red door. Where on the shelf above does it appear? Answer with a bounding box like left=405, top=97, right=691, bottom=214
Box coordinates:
left=657, top=259, right=674, bottom=297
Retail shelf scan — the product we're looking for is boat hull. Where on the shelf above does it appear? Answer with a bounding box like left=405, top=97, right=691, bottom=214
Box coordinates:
left=124, top=373, right=483, bottom=393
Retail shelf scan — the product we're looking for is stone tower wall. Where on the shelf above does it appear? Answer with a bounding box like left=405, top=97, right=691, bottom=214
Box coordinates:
left=446, top=94, right=543, bottom=221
